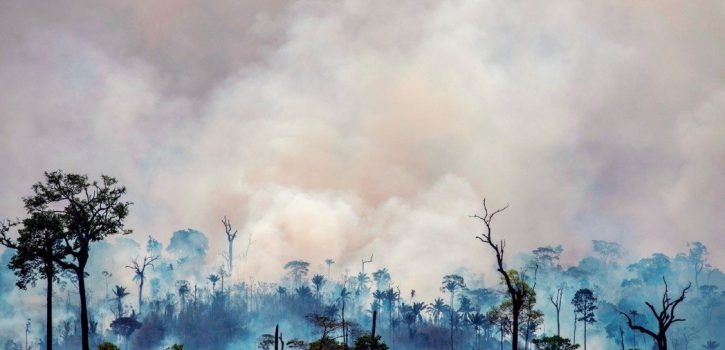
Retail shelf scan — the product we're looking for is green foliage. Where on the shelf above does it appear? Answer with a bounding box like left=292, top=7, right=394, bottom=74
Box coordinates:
left=164, top=345, right=184, bottom=350
left=286, top=339, right=307, bottom=349
left=257, top=334, right=275, bottom=350
left=531, top=335, right=580, bottom=350
left=97, top=342, right=120, bottom=350
left=308, top=337, right=344, bottom=350
left=1, top=212, right=64, bottom=289
left=353, top=334, right=389, bottom=350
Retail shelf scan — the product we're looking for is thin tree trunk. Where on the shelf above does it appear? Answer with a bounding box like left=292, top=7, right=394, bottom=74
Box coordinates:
left=228, top=241, right=233, bottom=273
left=46, top=263, right=53, bottom=350
left=572, top=312, right=577, bottom=346
left=500, top=327, right=504, bottom=350
left=583, top=321, right=587, bottom=350
left=512, top=304, right=520, bottom=350
left=138, top=278, right=144, bottom=312
left=450, top=292, right=455, bottom=350
left=78, top=270, right=90, bottom=350
left=556, top=308, right=560, bottom=337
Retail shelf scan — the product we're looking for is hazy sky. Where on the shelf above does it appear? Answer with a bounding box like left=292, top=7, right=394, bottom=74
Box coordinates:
left=1, top=0, right=723, bottom=291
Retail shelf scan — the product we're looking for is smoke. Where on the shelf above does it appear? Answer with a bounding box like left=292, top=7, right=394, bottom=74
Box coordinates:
left=0, top=0, right=723, bottom=310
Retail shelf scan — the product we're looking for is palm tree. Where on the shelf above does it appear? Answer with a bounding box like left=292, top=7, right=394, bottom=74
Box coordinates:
left=112, top=285, right=130, bottom=318
left=703, top=340, right=720, bottom=349
left=430, top=298, right=446, bottom=325
left=339, top=287, right=352, bottom=346
left=176, top=280, right=190, bottom=307
left=408, top=301, right=428, bottom=338
left=442, top=274, right=466, bottom=350
left=208, top=274, right=220, bottom=293
left=324, top=259, right=335, bottom=279
left=468, top=312, right=487, bottom=350
left=311, top=274, right=326, bottom=298
left=276, top=286, right=287, bottom=301
left=356, top=272, right=371, bottom=295
left=382, top=288, right=399, bottom=330
left=372, top=268, right=391, bottom=290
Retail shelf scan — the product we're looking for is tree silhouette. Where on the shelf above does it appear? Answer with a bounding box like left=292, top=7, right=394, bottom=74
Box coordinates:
left=284, top=260, right=310, bottom=288
left=221, top=216, right=238, bottom=274
left=208, top=274, right=220, bottom=293
left=571, top=288, right=597, bottom=350
left=312, top=274, right=326, bottom=298
left=532, top=245, right=563, bottom=270
left=549, top=286, right=564, bottom=337
left=21, top=171, right=132, bottom=350
left=1, top=213, right=65, bottom=350
left=325, top=259, right=335, bottom=279
left=126, top=255, right=159, bottom=312
left=372, top=268, right=391, bottom=291
left=430, top=297, right=447, bottom=325
left=592, top=240, right=624, bottom=266
left=473, top=199, right=530, bottom=350
left=468, top=311, right=487, bottom=350
left=702, top=340, right=720, bottom=350
left=442, top=274, right=466, bottom=350
left=113, top=285, right=131, bottom=318
left=619, top=277, right=692, bottom=350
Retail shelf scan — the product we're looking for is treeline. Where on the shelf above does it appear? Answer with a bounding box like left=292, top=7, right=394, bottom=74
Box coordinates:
left=1, top=171, right=723, bottom=350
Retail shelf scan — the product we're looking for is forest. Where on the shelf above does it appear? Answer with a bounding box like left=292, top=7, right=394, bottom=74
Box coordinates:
left=0, top=171, right=722, bottom=350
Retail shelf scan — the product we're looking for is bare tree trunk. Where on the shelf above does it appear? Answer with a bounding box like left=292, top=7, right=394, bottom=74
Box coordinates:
left=274, top=324, right=279, bottom=350
left=46, top=262, right=53, bottom=350
left=512, top=305, right=520, bottom=350
left=138, top=277, right=144, bottom=312
left=228, top=241, right=233, bottom=273
left=450, top=292, right=455, bottom=350
left=573, top=312, right=577, bottom=346
left=77, top=269, right=90, bottom=350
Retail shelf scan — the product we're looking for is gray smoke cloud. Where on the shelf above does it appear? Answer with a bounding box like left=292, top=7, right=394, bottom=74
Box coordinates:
left=1, top=0, right=723, bottom=307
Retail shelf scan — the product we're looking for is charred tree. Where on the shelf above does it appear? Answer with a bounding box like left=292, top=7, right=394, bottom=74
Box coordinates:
left=472, top=199, right=526, bottom=350
left=619, top=277, right=692, bottom=350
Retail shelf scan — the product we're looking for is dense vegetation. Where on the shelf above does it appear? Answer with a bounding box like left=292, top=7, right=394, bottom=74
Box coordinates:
left=1, top=171, right=723, bottom=350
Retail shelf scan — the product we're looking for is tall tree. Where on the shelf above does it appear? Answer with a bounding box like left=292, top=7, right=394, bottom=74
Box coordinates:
left=619, top=277, right=692, bottom=350
left=22, top=171, right=132, bottom=350
left=221, top=216, right=238, bottom=273
left=325, top=259, right=335, bottom=279
left=472, top=199, right=529, bottom=350
left=1, top=214, right=65, bottom=350
left=284, top=260, right=310, bottom=288
left=571, top=288, right=597, bottom=350
left=112, top=285, right=130, bottom=318
left=372, top=268, right=391, bottom=291
left=441, top=274, right=466, bottom=350
left=532, top=245, right=563, bottom=270
left=686, top=242, right=708, bottom=289
left=311, top=274, right=326, bottom=298
left=468, top=311, right=487, bottom=350
left=549, top=287, right=564, bottom=337
left=592, top=240, right=624, bottom=266
left=208, top=274, right=220, bottom=293
left=126, top=255, right=159, bottom=312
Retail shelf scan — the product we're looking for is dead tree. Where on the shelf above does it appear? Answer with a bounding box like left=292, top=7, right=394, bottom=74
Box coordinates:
left=619, top=277, right=691, bottom=350
left=472, top=199, right=525, bottom=350
left=222, top=216, right=238, bottom=273
left=549, top=287, right=564, bottom=337
left=125, top=255, right=159, bottom=312
left=362, top=254, right=373, bottom=274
